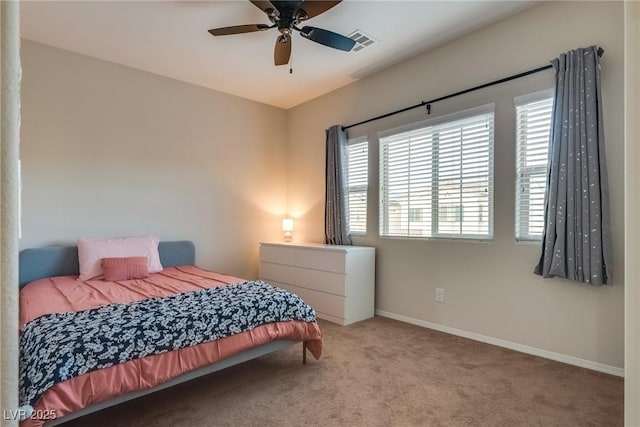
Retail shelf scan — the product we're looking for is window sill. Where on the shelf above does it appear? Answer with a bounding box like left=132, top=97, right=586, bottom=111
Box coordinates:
left=378, top=235, right=494, bottom=244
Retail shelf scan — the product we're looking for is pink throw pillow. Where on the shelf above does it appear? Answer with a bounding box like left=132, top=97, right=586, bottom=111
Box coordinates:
left=101, top=257, right=149, bottom=281
left=77, top=236, right=163, bottom=281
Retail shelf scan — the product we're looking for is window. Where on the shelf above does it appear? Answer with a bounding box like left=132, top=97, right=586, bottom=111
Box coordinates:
left=515, top=90, right=553, bottom=241
left=439, top=205, right=463, bottom=223
left=379, top=105, right=494, bottom=239
left=346, top=137, right=368, bottom=235
left=408, top=208, right=423, bottom=222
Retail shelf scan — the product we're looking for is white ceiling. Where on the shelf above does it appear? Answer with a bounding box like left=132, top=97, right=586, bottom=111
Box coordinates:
left=20, top=1, right=538, bottom=109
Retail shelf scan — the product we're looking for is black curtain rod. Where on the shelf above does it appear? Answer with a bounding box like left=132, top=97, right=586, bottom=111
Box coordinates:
left=342, top=47, right=604, bottom=131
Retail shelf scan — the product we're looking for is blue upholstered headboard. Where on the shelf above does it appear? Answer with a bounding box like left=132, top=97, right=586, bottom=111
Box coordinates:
left=18, top=241, right=196, bottom=288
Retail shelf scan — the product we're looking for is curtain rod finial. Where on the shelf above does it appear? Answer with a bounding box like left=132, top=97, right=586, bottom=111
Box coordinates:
left=597, top=47, right=604, bottom=57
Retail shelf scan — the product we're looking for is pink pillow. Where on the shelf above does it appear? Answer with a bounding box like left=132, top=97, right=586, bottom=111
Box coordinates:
left=101, top=257, right=149, bottom=281
left=77, top=236, right=163, bottom=281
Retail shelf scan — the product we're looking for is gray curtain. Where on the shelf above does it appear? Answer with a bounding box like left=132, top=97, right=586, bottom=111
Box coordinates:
left=534, top=46, right=613, bottom=285
left=325, top=125, right=352, bottom=245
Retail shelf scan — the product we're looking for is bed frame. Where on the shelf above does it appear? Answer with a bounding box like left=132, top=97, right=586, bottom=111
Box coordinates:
left=18, top=241, right=303, bottom=426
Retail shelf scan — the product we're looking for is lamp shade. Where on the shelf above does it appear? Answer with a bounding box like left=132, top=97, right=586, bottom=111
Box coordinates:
left=282, top=218, right=294, bottom=233
left=282, top=218, right=294, bottom=242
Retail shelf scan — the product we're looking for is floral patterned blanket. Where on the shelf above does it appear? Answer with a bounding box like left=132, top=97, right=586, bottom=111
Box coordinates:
left=19, top=280, right=316, bottom=407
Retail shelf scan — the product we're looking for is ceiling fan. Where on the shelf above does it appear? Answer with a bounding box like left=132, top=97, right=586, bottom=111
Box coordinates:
left=208, top=0, right=356, bottom=66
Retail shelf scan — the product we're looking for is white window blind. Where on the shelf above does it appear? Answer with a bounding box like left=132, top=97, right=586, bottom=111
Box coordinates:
left=346, top=137, right=368, bottom=235
left=515, top=90, right=553, bottom=241
left=379, top=105, right=494, bottom=240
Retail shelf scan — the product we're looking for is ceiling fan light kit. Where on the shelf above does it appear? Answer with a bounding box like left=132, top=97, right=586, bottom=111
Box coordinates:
left=209, top=0, right=356, bottom=66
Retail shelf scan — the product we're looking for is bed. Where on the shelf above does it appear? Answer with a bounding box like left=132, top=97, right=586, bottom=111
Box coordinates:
left=18, top=240, right=322, bottom=427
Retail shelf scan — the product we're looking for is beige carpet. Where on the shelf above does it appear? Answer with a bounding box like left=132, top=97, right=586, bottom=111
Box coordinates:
left=62, top=317, right=623, bottom=427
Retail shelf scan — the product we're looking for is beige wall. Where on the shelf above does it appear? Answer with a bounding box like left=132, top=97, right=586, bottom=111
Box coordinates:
left=287, top=1, right=625, bottom=369
left=20, top=40, right=288, bottom=280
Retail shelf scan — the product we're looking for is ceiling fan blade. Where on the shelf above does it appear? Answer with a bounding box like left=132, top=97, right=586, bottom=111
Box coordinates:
left=299, top=26, right=355, bottom=52
left=274, top=35, right=292, bottom=66
left=250, top=0, right=280, bottom=18
left=208, top=24, right=271, bottom=36
left=297, top=1, right=341, bottom=20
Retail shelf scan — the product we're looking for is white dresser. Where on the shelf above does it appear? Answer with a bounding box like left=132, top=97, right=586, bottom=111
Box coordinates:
left=259, top=242, right=375, bottom=326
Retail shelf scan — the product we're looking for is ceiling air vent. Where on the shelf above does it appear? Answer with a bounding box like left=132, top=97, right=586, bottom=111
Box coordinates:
left=347, top=30, right=377, bottom=52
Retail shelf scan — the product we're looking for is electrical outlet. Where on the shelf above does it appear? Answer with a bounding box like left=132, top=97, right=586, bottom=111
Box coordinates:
left=435, top=288, right=445, bottom=303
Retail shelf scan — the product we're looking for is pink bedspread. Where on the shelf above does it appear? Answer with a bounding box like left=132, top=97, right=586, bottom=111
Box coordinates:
left=19, top=266, right=322, bottom=427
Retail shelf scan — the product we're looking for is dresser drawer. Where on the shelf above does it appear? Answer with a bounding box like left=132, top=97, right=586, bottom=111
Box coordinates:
left=259, top=262, right=296, bottom=284
left=272, top=281, right=346, bottom=321
left=295, top=268, right=346, bottom=296
left=260, top=244, right=295, bottom=265
left=295, top=248, right=346, bottom=273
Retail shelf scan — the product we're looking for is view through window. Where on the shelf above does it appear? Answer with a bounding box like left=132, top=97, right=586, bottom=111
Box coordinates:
left=346, top=137, right=368, bottom=235
left=379, top=105, right=495, bottom=240
left=515, top=90, right=553, bottom=241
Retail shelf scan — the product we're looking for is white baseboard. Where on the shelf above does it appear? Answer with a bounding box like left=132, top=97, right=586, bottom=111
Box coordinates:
left=375, top=309, right=624, bottom=377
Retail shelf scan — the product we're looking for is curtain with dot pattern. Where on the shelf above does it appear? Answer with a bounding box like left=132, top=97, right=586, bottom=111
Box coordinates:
left=324, top=125, right=352, bottom=246
left=534, top=46, right=613, bottom=285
